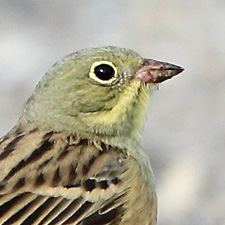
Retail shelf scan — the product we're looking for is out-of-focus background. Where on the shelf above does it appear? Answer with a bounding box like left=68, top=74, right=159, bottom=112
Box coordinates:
left=0, top=1, right=224, bottom=224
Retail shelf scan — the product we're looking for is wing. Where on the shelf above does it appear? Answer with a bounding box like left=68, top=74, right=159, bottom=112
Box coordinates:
left=0, top=127, right=128, bottom=225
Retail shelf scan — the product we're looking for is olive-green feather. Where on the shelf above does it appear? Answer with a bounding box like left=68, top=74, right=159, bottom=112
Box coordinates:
left=19, top=47, right=152, bottom=145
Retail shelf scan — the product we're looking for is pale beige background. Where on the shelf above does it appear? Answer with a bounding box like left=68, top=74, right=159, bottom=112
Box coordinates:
left=0, top=1, right=224, bottom=225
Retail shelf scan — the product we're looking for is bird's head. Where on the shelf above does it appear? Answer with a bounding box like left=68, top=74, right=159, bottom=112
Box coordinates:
left=19, top=46, right=183, bottom=143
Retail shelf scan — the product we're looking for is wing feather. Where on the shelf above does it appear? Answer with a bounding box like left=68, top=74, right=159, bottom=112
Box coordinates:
left=0, top=128, right=127, bottom=224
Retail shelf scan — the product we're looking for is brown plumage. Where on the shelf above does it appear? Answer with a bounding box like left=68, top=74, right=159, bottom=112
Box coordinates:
left=0, top=127, right=156, bottom=224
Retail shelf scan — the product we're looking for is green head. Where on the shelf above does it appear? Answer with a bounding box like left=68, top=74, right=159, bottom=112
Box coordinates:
left=19, top=46, right=183, bottom=143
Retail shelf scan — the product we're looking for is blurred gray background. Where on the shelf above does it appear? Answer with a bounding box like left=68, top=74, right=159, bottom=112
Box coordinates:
left=0, top=1, right=224, bottom=224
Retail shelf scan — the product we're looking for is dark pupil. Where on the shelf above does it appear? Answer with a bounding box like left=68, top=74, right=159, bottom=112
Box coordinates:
left=94, top=64, right=115, bottom=81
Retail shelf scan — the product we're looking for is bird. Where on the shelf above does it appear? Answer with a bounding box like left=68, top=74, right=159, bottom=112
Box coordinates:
left=0, top=46, right=183, bottom=225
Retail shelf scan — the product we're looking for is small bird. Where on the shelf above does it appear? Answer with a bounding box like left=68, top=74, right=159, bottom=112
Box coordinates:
left=0, top=46, right=183, bottom=225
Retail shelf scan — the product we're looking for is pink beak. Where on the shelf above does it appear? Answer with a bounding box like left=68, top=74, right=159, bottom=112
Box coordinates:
left=135, top=59, right=184, bottom=83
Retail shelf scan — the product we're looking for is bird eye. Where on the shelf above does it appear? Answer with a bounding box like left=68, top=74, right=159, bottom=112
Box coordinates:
left=94, top=64, right=115, bottom=81
left=89, top=61, right=117, bottom=84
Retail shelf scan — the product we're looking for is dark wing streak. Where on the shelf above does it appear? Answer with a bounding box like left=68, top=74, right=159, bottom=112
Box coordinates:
left=99, top=193, right=125, bottom=215
left=62, top=193, right=125, bottom=225
left=0, top=134, right=25, bottom=161
left=3, top=132, right=54, bottom=182
left=20, top=197, right=58, bottom=225
left=0, top=127, right=36, bottom=158
left=0, top=193, right=89, bottom=225
left=39, top=199, right=71, bottom=225
left=79, top=202, right=124, bottom=225
left=62, top=201, right=94, bottom=224
left=82, top=194, right=125, bottom=225
left=2, top=195, right=46, bottom=225
left=47, top=197, right=84, bottom=225
left=0, top=193, right=38, bottom=224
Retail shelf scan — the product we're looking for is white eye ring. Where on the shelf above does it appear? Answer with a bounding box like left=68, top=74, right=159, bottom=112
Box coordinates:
left=89, top=61, right=118, bottom=84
